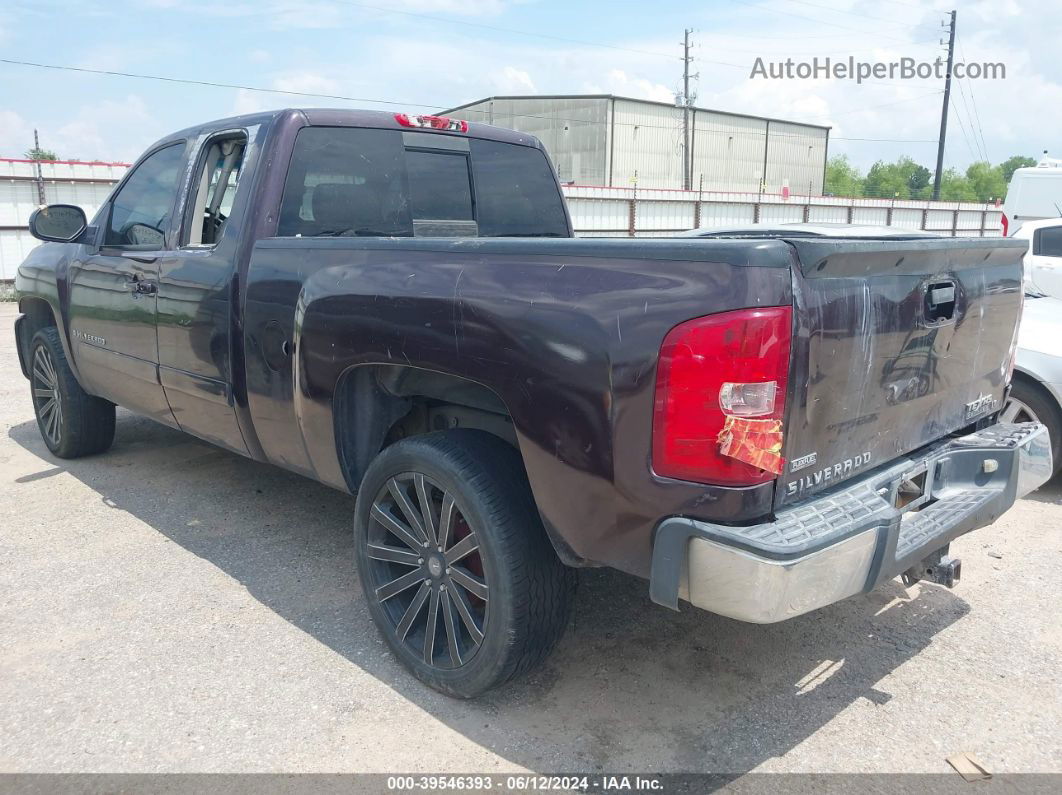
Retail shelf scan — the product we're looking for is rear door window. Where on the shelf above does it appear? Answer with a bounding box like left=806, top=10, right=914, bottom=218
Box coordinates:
left=278, top=127, right=413, bottom=237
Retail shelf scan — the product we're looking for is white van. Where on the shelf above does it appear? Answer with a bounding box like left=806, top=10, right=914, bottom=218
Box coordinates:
left=1002, top=156, right=1062, bottom=236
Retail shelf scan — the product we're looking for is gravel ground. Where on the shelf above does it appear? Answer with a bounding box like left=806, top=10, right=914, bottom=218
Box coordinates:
left=1, top=301, right=1060, bottom=776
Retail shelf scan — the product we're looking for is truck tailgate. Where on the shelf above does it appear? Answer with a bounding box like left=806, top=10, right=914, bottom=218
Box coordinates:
left=778, top=237, right=1028, bottom=506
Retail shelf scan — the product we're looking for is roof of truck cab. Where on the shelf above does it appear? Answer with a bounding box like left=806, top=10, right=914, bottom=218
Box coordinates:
left=152, top=108, right=545, bottom=151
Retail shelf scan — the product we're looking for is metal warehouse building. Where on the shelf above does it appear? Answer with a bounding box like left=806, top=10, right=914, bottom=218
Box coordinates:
left=445, top=95, right=830, bottom=193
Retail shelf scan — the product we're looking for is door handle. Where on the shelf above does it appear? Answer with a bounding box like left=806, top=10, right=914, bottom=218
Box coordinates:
left=128, top=277, right=157, bottom=296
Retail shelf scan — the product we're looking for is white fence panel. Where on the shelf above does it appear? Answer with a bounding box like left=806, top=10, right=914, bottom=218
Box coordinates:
left=807, top=204, right=849, bottom=223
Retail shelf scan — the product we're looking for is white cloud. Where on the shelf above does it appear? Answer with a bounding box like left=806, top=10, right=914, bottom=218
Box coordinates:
left=273, top=72, right=342, bottom=96
left=390, top=0, right=508, bottom=14
left=5, top=0, right=1060, bottom=174
left=586, top=69, right=675, bottom=103
left=0, top=110, right=34, bottom=159
left=490, top=66, right=536, bottom=94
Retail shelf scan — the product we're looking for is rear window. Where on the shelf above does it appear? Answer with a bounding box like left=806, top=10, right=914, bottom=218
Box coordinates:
left=470, top=139, right=569, bottom=237
left=406, top=150, right=474, bottom=221
left=277, top=126, right=568, bottom=238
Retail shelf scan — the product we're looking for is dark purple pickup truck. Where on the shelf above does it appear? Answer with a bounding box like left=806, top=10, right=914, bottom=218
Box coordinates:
left=14, top=108, right=1052, bottom=696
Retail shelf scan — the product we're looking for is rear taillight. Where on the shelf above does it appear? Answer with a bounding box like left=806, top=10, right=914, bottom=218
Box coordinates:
left=1001, top=213, right=1009, bottom=236
left=394, top=113, right=469, bottom=133
left=652, top=306, right=792, bottom=486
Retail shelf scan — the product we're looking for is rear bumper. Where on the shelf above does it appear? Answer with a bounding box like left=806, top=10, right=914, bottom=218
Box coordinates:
left=649, top=422, right=1053, bottom=623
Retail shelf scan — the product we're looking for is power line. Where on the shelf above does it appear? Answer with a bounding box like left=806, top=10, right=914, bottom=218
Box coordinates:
left=730, top=0, right=913, bottom=42
left=0, top=57, right=943, bottom=147
left=325, top=0, right=683, bottom=61
left=957, top=38, right=990, bottom=162
left=0, top=57, right=446, bottom=110
left=953, top=78, right=986, bottom=162
left=950, top=94, right=980, bottom=163
left=779, top=0, right=938, bottom=32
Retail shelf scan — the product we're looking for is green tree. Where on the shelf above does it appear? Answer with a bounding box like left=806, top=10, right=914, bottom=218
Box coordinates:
left=824, top=155, right=864, bottom=197
left=864, top=156, right=928, bottom=199
left=1000, top=155, right=1037, bottom=184
left=965, top=161, right=1007, bottom=202
left=24, top=146, right=58, bottom=161
left=937, top=168, right=977, bottom=201
left=907, top=164, right=931, bottom=196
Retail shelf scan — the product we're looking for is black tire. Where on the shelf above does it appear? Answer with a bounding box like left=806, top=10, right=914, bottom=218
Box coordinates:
left=29, top=327, right=115, bottom=459
left=353, top=429, right=576, bottom=698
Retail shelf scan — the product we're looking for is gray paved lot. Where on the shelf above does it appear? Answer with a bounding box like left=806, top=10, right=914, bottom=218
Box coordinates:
left=1, top=302, right=1060, bottom=775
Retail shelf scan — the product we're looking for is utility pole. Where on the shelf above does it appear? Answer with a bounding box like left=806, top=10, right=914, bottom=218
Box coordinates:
left=932, top=10, right=956, bottom=201
left=682, top=28, right=693, bottom=190
left=32, top=129, right=47, bottom=205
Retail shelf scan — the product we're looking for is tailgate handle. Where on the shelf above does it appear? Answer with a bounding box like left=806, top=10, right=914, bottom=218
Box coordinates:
left=925, top=281, right=957, bottom=322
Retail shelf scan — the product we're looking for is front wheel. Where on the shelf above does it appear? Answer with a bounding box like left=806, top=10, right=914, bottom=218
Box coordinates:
left=29, top=327, right=115, bottom=459
left=353, top=430, right=576, bottom=698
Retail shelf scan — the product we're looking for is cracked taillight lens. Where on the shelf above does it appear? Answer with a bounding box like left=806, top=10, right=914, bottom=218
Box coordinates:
left=652, top=306, right=792, bottom=486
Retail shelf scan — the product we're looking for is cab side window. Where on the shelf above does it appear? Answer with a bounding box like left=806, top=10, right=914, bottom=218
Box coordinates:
left=185, top=134, right=248, bottom=247
left=1034, top=226, right=1062, bottom=257
left=105, top=143, right=185, bottom=249
left=277, top=127, right=413, bottom=238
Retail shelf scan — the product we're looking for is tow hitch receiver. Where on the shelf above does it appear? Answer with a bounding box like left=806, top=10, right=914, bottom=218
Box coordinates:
left=902, top=546, right=962, bottom=588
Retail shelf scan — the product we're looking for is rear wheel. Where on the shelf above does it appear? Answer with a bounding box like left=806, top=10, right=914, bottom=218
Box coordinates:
left=1002, top=377, right=1062, bottom=477
left=353, top=430, right=576, bottom=698
left=29, top=328, right=115, bottom=459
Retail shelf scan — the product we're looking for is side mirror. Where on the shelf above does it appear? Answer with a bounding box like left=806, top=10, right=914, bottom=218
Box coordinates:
left=28, top=204, right=88, bottom=243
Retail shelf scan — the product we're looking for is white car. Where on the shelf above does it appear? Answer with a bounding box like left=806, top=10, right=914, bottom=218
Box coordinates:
left=1011, top=217, right=1062, bottom=299
left=1010, top=292, right=1062, bottom=476
left=682, top=222, right=1062, bottom=480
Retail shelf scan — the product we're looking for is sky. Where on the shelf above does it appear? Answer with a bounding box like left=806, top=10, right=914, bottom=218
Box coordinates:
left=0, top=0, right=1057, bottom=175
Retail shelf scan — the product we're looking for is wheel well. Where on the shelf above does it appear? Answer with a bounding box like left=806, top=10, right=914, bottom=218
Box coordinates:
left=334, top=363, right=588, bottom=568
left=333, top=364, right=518, bottom=493
left=1012, top=369, right=1062, bottom=420
left=16, top=298, right=57, bottom=375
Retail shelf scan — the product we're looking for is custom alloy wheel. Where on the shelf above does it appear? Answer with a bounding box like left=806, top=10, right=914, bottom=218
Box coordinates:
left=364, top=473, right=489, bottom=669
left=31, top=344, right=63, bottom=448
left=353, top=430, right=576, bottom=698
left=27, top=327, right=115, bottom=459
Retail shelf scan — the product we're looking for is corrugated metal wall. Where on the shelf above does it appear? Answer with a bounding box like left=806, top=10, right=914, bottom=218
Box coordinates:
left=458, top=97, right=610, bottom=185
left=562, top=184, right=1003, bottom=237
left=0, top=159, right=121, bottom=279
left=609, top=98, right=687, bottom=189
left=449, top=96, right=829, bottom=192
left=764, top=121, right=828, bottom=196
left=691, top=111, right=768, bottom=193
left=1, top=155, right=1001, bottom=280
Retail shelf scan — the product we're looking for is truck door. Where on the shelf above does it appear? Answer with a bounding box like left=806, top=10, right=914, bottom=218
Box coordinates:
left=156, top=129, right=251, bottom=455
left=66, top=141, right=188, bottom=424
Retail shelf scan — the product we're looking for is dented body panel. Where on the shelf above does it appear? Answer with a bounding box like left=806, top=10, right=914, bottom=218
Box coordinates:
left=780, top=238, right=1024, bottom=507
